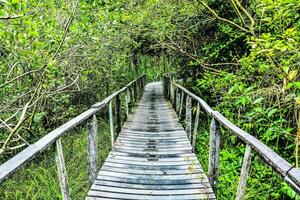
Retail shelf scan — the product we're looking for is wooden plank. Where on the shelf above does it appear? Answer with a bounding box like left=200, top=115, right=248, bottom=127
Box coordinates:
left=192, top=102, right=201, bottom=152
left=55, top=138, right=71, bottom=200
left=86, top=191, right=215, bottom=200
left=208, top=118, right=221, bottom=192
left=100, top=165, right=204, bottom=175
left=185, top=95, right=192, bottom=141
left=96, top=175, right=210, bottom=185
left=90, top=185, right=214, bottom=195
left=97, top=170, right=208, bottom=181
left=236, top=144, right=252, bottom=200
left=93, top=179, right=211, bottom=190
left=87, top=114, right=98, bottom=187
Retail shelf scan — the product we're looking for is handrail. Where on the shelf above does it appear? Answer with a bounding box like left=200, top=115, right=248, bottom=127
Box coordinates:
left=163, top=74, right=300, bottom=197
left=0, top=74, right=146, bottom=195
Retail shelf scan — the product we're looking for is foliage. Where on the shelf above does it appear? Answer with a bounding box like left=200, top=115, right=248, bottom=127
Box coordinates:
left=0, top=0, right=299, bottom=199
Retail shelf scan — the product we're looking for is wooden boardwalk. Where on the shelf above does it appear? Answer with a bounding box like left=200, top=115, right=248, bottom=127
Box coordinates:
left=86, top=82, right=215, bottom=200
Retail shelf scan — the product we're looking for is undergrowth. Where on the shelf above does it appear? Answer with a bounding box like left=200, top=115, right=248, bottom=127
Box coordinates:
left=0, top=119, right=110, bottom=200
left=196, top=119, right=299, bottom=200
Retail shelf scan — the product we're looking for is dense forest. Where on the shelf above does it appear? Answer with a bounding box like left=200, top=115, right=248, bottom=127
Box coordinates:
left=0, top=0, right=300, bottom=199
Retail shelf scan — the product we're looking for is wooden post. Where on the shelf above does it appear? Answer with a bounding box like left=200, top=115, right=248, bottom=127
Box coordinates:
left=115, top=94, right=121, bottom=134
left=125, top=88, right=130, bottom=116
left=192, top=102, right=201, bottom=152
left=109, top=100, right=114, bottom=148
left=170, top=84, right=174, bottom=104
left=87, top=114, right=98, bottom=187
left=208, top=118, right=221, bottom=192
left=173, top=86, right=177, bottom=108
left=55, top=138, right=71, bottom=200
left=179, top=91, right=184, bottom=120
left=133, top=82, right=137, bottom=104
left=175, top=88, right=180, bottom=114
left=236, top=145, right=252, bottom=200
left=185, top=96, right=192, bottom=140
left=129, top=86, right=134, bottom=108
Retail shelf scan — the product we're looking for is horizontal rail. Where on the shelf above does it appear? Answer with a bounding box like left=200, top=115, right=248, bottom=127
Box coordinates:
left=0, top=74, right=146, bottom=183
left=163, top=75, right=300, bottom=194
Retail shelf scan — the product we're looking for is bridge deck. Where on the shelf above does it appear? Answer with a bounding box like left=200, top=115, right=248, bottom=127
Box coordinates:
left=86, top=82, right=216, bottom=199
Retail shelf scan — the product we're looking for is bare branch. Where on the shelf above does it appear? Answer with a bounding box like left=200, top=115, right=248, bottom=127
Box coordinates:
left=198, top=0, right=248, bottom=33
left=0, top=15, right=22, bottom=20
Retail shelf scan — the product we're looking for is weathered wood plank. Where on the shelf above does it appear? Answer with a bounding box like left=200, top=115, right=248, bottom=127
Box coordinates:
left=208, top=118, right=221, bottom=192
left=86, top=191, right=216, bottom=200
left=236, top=144, right=252, bottom=200
left=55, top=138, right=71, bottom=200
left=87, top=114, right=98, bottom=187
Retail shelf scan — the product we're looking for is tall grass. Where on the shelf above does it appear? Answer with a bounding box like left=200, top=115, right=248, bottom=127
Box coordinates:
left=0, top=119, right=110, bottom=200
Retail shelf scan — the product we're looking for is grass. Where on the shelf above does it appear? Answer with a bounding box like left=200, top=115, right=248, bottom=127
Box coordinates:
left=0, top=119, right=111, bottom=200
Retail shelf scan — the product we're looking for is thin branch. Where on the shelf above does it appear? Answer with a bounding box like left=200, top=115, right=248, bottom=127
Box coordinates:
left=0, top=101, right=30, bottom=155
left=5, top=61, right=20, bottom=82
left=229, top=0, right=246, bottom=27
left=0, top=68, right=42, bottom=88
left=235, top=0, right=256, bottom=36
left=0, top=15, right=22, bottom=20
left=198, top=0, right=248, bottom=33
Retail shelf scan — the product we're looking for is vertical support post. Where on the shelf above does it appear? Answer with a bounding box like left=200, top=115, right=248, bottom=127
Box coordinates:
left=208, top=118, right=221, bottom=192
left=136, top=81, right=140, bottom=100
left=175, top=88, right=180, bottom=114
left=185, top=96, right=192, bottom=140
left=109, top=100, right=114, bottom=148
left=173, top=87, right=177, bottom=108
left=192, top=102, right=201, bottom=152
left=129, top=86, right=134, bottom=108
left=55, top=138, right=71, bottom=200
left=125, top=88, right=130, bottom=116
left=170, top=84, right=175, bottom=105
left=236, top=145, right=252, bottom=200
left=87, top=114, right=98, bottom=187
left=133, top=82, right=137, bottom=103
left=179, top=91, right=184, bottom=120
left=115, top=94, right=121, bottom=134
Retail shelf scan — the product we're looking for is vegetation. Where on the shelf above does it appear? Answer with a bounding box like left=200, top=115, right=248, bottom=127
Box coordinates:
left=0, top=0, right=299, bottom=199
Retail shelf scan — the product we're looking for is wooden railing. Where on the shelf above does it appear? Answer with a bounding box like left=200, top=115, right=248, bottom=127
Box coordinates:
left=163, top=75, right=300, bottom=199
left=0, top=74, right=146, bottom=199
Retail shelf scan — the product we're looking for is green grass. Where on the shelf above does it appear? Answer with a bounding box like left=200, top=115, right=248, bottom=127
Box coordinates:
left=0, top=119, right=111, bottom=200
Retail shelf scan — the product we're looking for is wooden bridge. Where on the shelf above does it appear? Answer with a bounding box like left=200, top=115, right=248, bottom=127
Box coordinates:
left=1, top=74, right=300, bottom=199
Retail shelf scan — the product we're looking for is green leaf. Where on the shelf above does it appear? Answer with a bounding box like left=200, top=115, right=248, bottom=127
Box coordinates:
left=293, top=82, right=300, bottom=89
left=267, top=108, right=278, bottom=118
left=253, top=97, right=264, bottom=104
